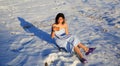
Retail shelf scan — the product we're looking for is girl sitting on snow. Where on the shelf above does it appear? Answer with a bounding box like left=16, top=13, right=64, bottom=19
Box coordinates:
left=51, top=13, right=95, bottom=63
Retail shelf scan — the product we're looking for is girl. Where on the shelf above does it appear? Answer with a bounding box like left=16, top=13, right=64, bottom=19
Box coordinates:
left=51, top=13, right=95, bottom=63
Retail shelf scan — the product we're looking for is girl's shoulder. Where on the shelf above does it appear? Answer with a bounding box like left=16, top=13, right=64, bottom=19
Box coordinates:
left=52, top=23, right=68, bottom=27
left=52, top=23, right=57, bottom=27
left=64, top=23, right=67, bottom=25
left=63, top=23, right=68, bottom=27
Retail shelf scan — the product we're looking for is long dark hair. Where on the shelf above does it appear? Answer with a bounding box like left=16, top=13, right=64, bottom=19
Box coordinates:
left=55, top=13, right=65, bottom=24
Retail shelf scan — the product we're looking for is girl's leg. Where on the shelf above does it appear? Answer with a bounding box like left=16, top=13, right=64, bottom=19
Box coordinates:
left=77, top=43, right=89, bottom=53
left=74, top=46, right=83, bottom=58
left=78, top=43, right=96, bottom=55
left=74, top=46, right=87, bottom=63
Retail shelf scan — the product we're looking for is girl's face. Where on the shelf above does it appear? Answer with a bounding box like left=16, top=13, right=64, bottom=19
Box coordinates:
left=58, top=17, right=64, bottom=24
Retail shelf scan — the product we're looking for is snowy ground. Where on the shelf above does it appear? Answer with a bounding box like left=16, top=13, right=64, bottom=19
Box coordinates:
left=0, top=0, right=120, bottom=66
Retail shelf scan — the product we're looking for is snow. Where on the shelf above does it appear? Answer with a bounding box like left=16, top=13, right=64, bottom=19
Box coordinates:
left=0, top=0, right=120, bottom=66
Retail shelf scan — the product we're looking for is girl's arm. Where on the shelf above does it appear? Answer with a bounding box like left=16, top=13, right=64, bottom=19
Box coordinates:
left=51, top=32, right=55, bottom=39
left=51, top=25, right=55, bottom=38
left=51, top=24, right=59, bottom=38
left=65, top=23, right=69, bottom=35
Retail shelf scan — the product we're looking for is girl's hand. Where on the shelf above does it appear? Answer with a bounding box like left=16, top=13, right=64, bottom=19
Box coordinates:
left=53, top=26, right=59, bottom=31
